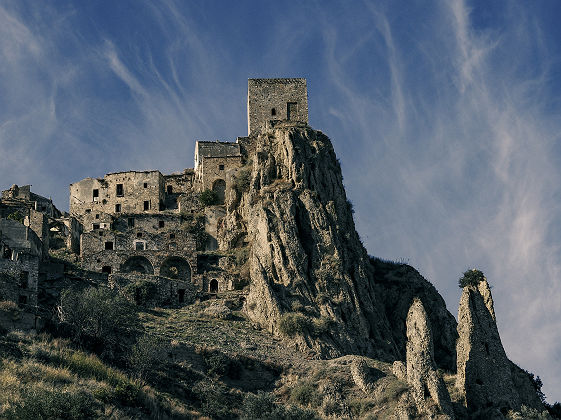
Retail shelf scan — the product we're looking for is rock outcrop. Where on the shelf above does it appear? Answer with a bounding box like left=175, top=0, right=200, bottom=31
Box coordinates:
left=405, top=298, right=454, bottom=419
left=456, top=278, right=543, bottom=414
left=218, top=126, right=459, bottom=364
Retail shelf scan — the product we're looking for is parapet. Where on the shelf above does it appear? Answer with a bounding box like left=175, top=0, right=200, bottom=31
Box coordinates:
left=247, top=78, right=308, bottom=135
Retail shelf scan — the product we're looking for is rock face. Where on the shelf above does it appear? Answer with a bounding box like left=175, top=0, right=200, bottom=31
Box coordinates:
left=405, top=298, right=454, bottom=418
left=456, top=279, right=542, bottom=413
left=219, top=126, right=459, bottom=363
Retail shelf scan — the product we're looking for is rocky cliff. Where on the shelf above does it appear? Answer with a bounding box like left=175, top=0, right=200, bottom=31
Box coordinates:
left=218, top=125, right=457, bottom=366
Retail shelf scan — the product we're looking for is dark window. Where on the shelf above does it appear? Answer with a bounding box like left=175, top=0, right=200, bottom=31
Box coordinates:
left=135, top=242, right=145, bottom=251
left=20, top=271, right=29, bottom=289
left=169, top=233, right=175, bottom=239
left=158, top=220, right=165, bottom=228
left=210, top=279, right=219, bottom=294
left=95, top=214, right=100, bottom=219
left=104, top=241, right=114, bottom=250
left=85, top=209, right=91, bottom=213
left=128, top=218, right=135, bottom=227
left=144, top=200, right=150, bottom=211
left=219, top=164, right=224, bottom=170
left=102, top=266, right=112, bottom=274
left=2, top=246, right=12, bottom=259
left=99, top=231, right=103, bottom=236
left=18, top=295, right=27, bottom=305
left=143, top=182, right=148, bottom=188
left=93, top=223, right=100, bottom=230
left=271, top=108, right=276, bottom=116
left=167, top=185, right=173, bottom=194
left=92, top=189, right=99, bottom=200
left=116, top=184, right=124, bottom=196
left=137, top=232, right=142, bottom=238
left=115, top=204, right=121, bottom=212
left=287, top=102, right=297, bottom=120
left=178, top=289, right=185, bottom=303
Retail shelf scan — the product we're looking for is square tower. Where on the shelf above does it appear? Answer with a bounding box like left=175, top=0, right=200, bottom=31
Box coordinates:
left=247, top=78, right=308, bottom=135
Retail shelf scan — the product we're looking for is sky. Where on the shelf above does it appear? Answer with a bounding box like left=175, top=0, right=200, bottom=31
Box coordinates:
left=1, top=0, right=561, bottom=403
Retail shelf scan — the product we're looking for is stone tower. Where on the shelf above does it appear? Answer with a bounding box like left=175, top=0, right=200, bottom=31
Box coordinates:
left=247, top=78, right=308, bottom=135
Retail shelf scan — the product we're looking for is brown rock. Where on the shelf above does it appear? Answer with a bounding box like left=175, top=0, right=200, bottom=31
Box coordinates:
left=406, top=298, right=454, bottom=419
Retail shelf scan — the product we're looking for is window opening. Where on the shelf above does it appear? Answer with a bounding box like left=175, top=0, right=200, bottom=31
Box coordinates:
left=287, top=102, right=297, bottom=120
left=135, top=241, right=145, bottom=251
left=167, top=185, right=173, bottom=194
left=143, top=182, right=148, bottom=188
left=271, top=108, right=276, bottom=116
left=93, top=223, right=100, bottom=230
left=219, top=164, right=224, bottom=170
left=159, top=220, right=165, bottom=228
left=137, top=232, right=142, bottom=238
left=92, top=189, right=99, bottom=201
left=115, top=204, right=121, bottom=212
left=102, top=266, right=112, bottom=274
left=144, top=200, right=150, bottom=211
left=18, top=295, right=27, bottom=305
left=20, top=271, right=29, bottom=289
left=95, top=214, right=100, bottom=219
left=105, top=241, right=114, bottom=250
left=116, top=184, right=124, bottom=197
left=128, top=218, right=135, bottom=227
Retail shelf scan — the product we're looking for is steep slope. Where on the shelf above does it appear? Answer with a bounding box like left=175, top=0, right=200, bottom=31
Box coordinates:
left=219, top=125, right=457, bottom=366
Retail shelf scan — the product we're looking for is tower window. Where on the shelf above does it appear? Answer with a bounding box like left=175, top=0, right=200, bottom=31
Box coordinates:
left=144, top=200, right=150, bottom=211
left=115, top=204, right=121, bottom=212
left=287, top=102, right=297, bottom=120
left=219, top=164, right=224, bottom=170
left=116, top=184, right=124, bottom=196
left=144, top=182, right=148, bottom=188
left=92, top=189, right=99, bottom=201
left=271, top=108, right=276, bottom=116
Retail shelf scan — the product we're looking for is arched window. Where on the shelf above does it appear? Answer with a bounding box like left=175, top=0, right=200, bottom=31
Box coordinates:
left=160, top=256, right=192, bottom=282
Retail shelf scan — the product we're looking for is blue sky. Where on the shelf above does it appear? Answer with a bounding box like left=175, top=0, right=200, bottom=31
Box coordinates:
left=2, top=0, right=561, bottom=402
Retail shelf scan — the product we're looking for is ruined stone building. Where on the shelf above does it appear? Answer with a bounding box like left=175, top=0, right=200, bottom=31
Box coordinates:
left=66, top=78, right=308, bottom=305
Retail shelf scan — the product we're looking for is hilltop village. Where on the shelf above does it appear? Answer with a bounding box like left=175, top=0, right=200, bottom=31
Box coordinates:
left=0, top=78, right=308, bottom=326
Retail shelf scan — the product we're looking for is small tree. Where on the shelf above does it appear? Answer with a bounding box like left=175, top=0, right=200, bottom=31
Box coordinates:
left=57, top=286, right=140, bottom=357
left=458, top=269, right=485, bottom=288
left=199, top=189, right=218, bottom=206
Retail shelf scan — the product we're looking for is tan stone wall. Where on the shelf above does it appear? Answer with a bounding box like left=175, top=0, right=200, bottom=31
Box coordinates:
left=196, top=156, right=243, bottom=192
left=70, top=171, right=164, bottom=230
left=247, top=78, right=308, bottom=135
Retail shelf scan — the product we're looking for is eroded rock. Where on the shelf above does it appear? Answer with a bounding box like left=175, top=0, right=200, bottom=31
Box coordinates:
left=406, top=298, right=454, bottom=419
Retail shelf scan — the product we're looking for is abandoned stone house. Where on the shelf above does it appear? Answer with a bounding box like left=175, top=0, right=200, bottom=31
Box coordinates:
left=1, top=78, right=309, bottom=310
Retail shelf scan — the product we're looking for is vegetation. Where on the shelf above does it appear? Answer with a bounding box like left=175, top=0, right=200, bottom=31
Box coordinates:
left=181, top=213, right=209, bottom=250
left=6, top=211, right=24, bottom=223
left=458, top=268, right=485, bottom=288
left=278, top=312, right=331, bottom=337
left=121, top=278, right=159, bottom=307
left=56, top=286, right=140, bottom=358
left=240, top=391, right=318, bottom=420
left=199, top=189, right=219, bottom=206
left=233, top=166, right=252, bottom=193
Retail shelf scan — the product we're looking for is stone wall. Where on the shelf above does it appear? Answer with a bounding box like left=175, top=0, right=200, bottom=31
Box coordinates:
left=196, top=155, right=243, bottom=194
left=247, top=78, right=308, bottom=135
left=70, top=171, right=165, bottom=229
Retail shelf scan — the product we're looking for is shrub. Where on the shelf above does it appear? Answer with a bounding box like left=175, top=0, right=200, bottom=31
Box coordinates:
left=199, top=189, right=219, bottom=206
left=202, top=351, right=242, bottom=379
left=240, top=391, right=319, bottom=420
left=122, top=279, right=159, bottom=306
left=290, top=381, right=321, bottom=407
left=458, top=269, right=485, bottom=288
left=278, top=313, right=332, bottom=337
left=128, top=334, right=169, bottom=379
left=233, top=167, right=252, bottom=193
left=278, top=313, right=311, bottom=337
left=3, top=386, right=98, bottom=420
left=56, top=286, right=140, bottom=357
left=7, top=212, right=24, bottom=223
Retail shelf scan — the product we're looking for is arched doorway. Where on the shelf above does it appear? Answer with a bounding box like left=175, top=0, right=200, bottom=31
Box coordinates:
left=212, top=179, right=226, bottom=205
left=121, top=256, right=154, bottom=275
left=209, top=279, right=219, bottom=294
left=160, top=256, right=191, bottom=282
